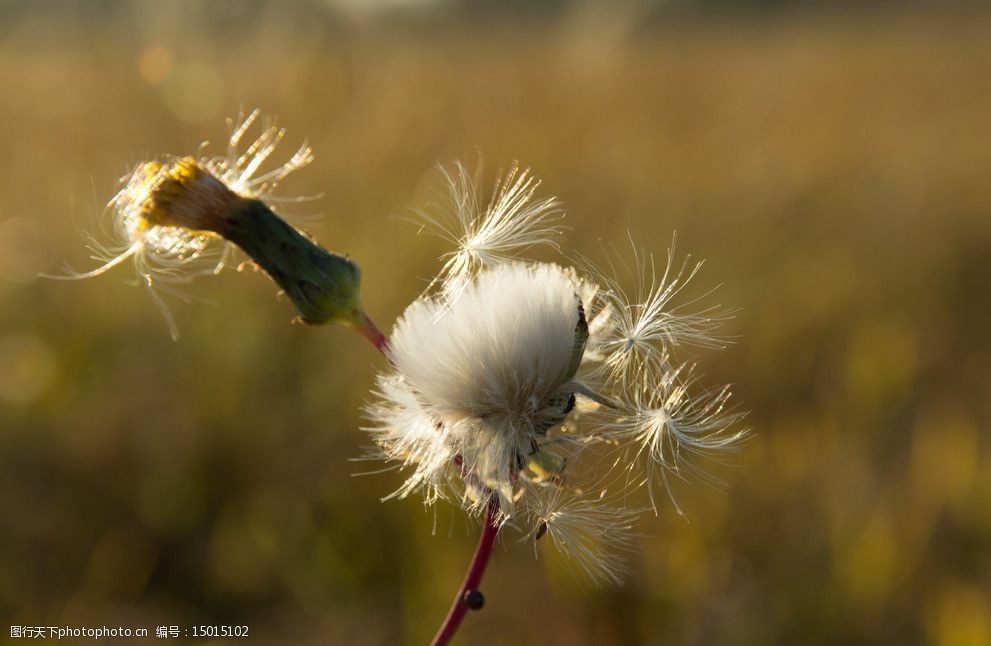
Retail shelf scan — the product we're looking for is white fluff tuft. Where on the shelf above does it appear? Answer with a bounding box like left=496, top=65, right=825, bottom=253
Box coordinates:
left=582, top=236, right=734, bottom=387
left=605, top=365, right=749, bottom=514
left=363, top=374, right=453, bottom=506
left=384, top=262, right=588, bottom=510
left=411, top=160, right=566, bottom=303
left=524, top=486, right=641, bottom=585
left=206, top=108, right=316, bottom=206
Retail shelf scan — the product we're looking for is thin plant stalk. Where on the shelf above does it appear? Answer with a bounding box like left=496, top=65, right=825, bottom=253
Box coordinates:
left=355, top=313, right=390, bottom=354
left=431, top=497, right=500, bottom=646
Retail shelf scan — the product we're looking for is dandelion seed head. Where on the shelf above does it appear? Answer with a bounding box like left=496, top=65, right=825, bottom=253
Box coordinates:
left=390, top=262, right=584, bottom=431
left=376, top=261, right=597, bottom=511
left=363, top=158, right=748, bottom=583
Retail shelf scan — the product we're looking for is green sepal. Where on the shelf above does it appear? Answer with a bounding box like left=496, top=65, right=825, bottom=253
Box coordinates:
left=564, top=295, right=590, bottom=379
left=218, top=199, right=363, bottom=326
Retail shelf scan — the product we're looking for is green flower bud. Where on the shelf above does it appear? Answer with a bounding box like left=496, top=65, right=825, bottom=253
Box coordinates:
left=217, top=198, right=364, bottom=327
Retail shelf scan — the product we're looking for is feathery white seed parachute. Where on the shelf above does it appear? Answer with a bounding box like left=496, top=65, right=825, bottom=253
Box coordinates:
left=410, top=159, right=566, bottom=305
left=580, top=237, right=736, bottom=388
left=603, top=364, right=749, bottom=515
left=523, top=487, right=643, bottom=585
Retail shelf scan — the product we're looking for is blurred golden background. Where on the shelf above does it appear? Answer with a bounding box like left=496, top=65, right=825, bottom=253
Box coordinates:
left=1, top=1, right=990, bottom=644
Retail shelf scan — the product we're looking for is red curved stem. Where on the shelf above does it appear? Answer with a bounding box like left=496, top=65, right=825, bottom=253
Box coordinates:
left=431, top=498, right=500, bottom=646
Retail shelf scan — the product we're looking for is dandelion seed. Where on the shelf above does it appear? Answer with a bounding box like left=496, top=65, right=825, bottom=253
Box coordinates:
left=522, top=486, right=641, bottom=585
left=44, top=109, right=314, bottom=339
left=409, top=159, right=566, bottom=304
left=204, top=108, right=315, bottom=204
left=604, top=365, right=749, bottom=514
left=581, top=235, right=735, bottom=387
left=371, top=262, right=603, bottom=514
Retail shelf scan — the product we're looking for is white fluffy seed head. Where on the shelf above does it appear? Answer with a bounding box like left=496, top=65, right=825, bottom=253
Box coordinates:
left=391, top=262, right=582, bottom=428
left=384, top=262, right=588, bottom=510
left=363, top=158, right=748, bottom=585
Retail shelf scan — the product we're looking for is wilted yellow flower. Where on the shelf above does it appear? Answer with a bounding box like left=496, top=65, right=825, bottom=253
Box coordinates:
left=43, top=110, right=366, bottom=338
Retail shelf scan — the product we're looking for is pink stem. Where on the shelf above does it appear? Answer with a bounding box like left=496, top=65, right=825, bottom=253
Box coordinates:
left=356, top=311, right=500, bottom=644
left=431, top=497, right=500, bottom=646
left=355, top=311, right=390, bottom=355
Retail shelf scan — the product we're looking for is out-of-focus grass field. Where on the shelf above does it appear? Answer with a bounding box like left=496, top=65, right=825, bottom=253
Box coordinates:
left=1, top=1, right=990, bottom=644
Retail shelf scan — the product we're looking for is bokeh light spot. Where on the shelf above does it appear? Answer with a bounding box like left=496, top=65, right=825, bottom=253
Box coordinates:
left=138, top=45, right=173, bottom=84
left=0, top=333, right=57, bottom=406
left=162, top=61, right=224, bottom=124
